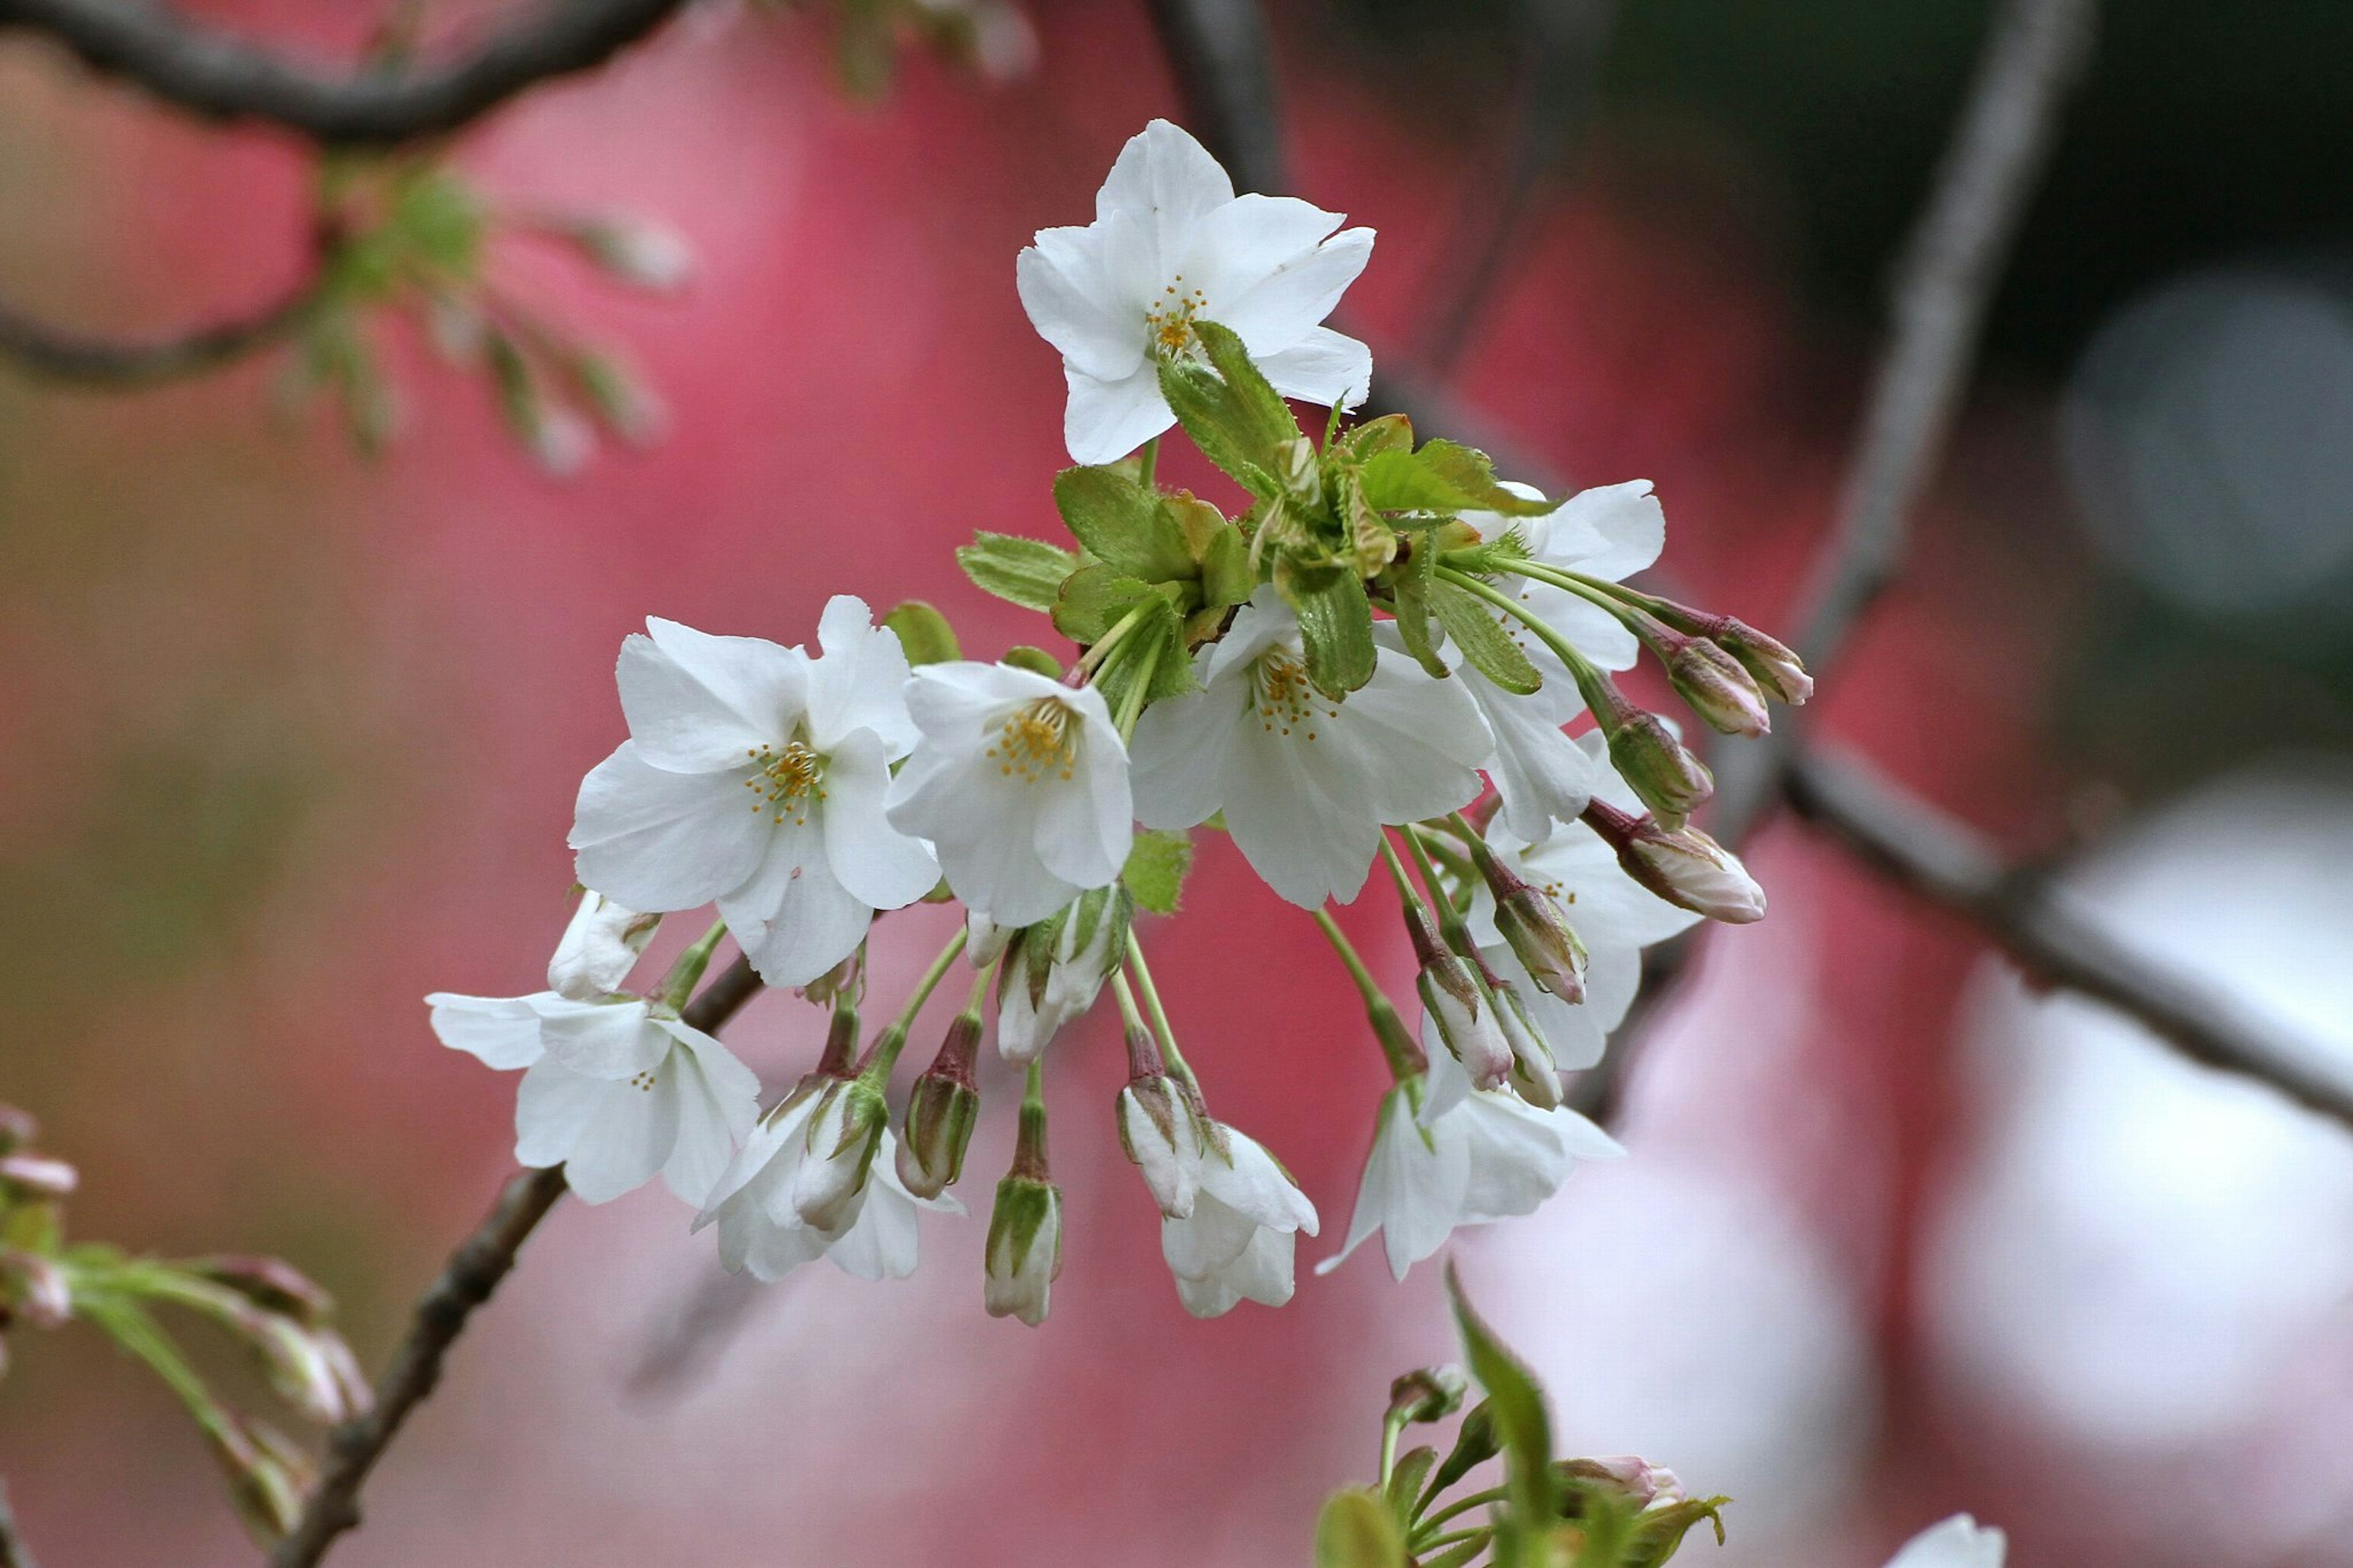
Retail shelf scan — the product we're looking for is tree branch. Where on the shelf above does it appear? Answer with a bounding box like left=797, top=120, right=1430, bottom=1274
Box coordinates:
left=1140, top=0, right=1285, bottom=195
left=0, top=1480, right=38, bottom=1568
left=1782, top=746, right=2353, bottom=1132
left=267, top=952, right=765, bottom=1568
left=0, top=0, right=691, bottom=145
left=0, top=284, right=317, bottom=387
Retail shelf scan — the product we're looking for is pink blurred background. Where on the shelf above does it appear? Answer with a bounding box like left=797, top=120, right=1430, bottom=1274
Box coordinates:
left=5, top=1, right=2352, bottom=1563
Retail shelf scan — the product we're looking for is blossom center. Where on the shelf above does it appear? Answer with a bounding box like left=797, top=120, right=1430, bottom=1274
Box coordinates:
left=1249, top=647, right=1338, bottom=740
left=743, top=737, right=827, bottom=826
left=1144, top=275, right=1208, bottom=358
left=987, top=698, right=1079, bottom=784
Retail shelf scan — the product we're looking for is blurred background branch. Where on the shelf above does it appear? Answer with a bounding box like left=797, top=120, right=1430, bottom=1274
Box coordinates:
left=0, top=1480, right=37, bottom=1568
left=0, top=285, right=318, bottom=387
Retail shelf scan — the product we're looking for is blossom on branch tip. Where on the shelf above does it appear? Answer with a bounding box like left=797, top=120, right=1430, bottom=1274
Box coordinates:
left=1160, top=1126, right=1318, bottom=1318
left=1130, top=588, right=1490, bottom=907
left=1017, top=118, right=1376, bottom=464
left=570, top=597, right=940, bottom=987
left=427, top=990, right=759, bottom=1205
left=885, top=661, right=1132, bottom=927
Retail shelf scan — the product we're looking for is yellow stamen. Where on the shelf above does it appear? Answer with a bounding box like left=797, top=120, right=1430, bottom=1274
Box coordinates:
left=983, top=697, right=1081, bottom=784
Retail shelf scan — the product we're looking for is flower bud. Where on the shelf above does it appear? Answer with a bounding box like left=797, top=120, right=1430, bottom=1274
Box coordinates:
left=246, top=1311, right=372, bottom=1425
left=1584, top=800, right=1766, bottom=924
left=792, top=1077, right=887, bottom=1232
left=966, top=909, right=1015, bottom=966
left=1116, top=1068, right=1203, bottom=1219
left=1716, top=618, right=1813, bottom=705
left=1478, top=854, right=1588, bottom=1004
left=1484, top=969, right=1563, bottom=1110
left=186, top=1256, right=335, bottom=1328
left=548, top=891, right=660, bottom=1001
left=983, top=1175, right=1062, bottom=1327
left=204, top=1416, right=312, bottom=1545
left=1665, top=637, right=1771, bottom=739
left=1407, top=908, right=1510, bottom=1092
left=572, top=215, right=695, bottom=292
left=1388, top=1363, right=1469, bottom=1425
left=1604, top=711, right=1714, bottom=830
left=1563, top=1455, right=1686, bottom=1509
left=896, top=1013, right=982, bottom=1200
left=1, top=1248, right=72, bottom=1328
left=998, top=888, right=1127, bottom=1062
left=0, top=1152, right=77, bottom=1199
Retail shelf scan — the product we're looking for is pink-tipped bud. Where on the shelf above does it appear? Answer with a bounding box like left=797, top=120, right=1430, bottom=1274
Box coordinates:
left=1408, top=908, right=1511, bottom=1092
left=1, top=1248, right=72, bottom=1328
left=983, top=1174, right=1061, bottom=1328
left=1585, top=800, right=1767, bottom=924
left=1716, top=619, right=1813, bottom=705
left=1116, top=1068, right=1203, bottom=1219
left=792, top=1077, right=888, bottom=1232
left=0, top=1153, right=77, bottom=1200
left=1483, top=966, right=1563, bottom=1110
left=896, top=1014, right=982, bottom=1200
left=203, top=1417, right=312, bottom=1545
left=548, top=891, right=661, bottom=1001
left=1565, top=1455, right=1687, bottom=1509
left=1389, top=1363, right=1471, bottom=1425
left=1604, top=711, right=1715, bottom=830
left=187, top=1256, right=335, bottom=1328
left=1477, top=850, right=1588, bottom=1004
left=1665, top=637, right=1771, bottom=739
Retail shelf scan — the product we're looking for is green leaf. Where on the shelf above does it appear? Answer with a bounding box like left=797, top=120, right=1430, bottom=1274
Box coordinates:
left=1446, top=1263, right=1555, bottom=1551
left=1121, top=830, right=1194, bottom=916
left=1291, top=570, right=1377, bottom=697
left=1419, top=1536, right=1491, bottom=1568
left=1358, top=442, right=1561, bottom=518
left=1390, top=538, right=1450, bottom=679
left=1050, top=564, right=1154, bottom=645
left=882, top=600, right=960, bottom=667
left=1195, top=320, right=1297, bottom=453
left=1316, top=1489, right=1408, bottom=1568
left=1053, top=466, right=1196, bottom=583
left=1430, top=580, right=1541, bottom=695
left=1001, top=645, right=1063, bottom=679
left=1341, top=412, right=1415, bottom=459
left=959, top=531, right=1080, bottom=612
left=1339, top=467, right=1398, bottom=576
left=1385, top=1446, right=1438, bottom=1526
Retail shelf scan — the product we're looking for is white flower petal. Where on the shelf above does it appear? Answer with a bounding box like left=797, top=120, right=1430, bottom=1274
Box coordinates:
left=659, top=1043, right=750, bottom=1206
left=1213, top=227, right=1376, bottom=358
left=1256, top=324, right=1374, bottom=410
left=1127, top=680, right=1240, bottom=830
left=1180, top=192, right=1344, bottom=309
left=513, top=1056, right=605, bottom=1168
left=1884, top=1516, right=2007, bottom=1568
left=560, top=1063, right=682, bottom=1204
left=806, top=595, right=920, bottom=757
left=1063, top=363, right=1175, bottom=466
left=819, top=729, right=941, bottom=911
left=1453, top=1094, right=1573, bottom=1224
left=532, top=996, right=668, bottom=1079
left=1096, top=119, right=1236, bottom=277
left=1544, top=479, right=1665, bottom=584
left=1017, top=232, right=1145, bottom=383
left=621, top=621, right=805, bottom=770
left=718, top=820, right=874, bottom=988
left=426, top=993, right=547, bottom=1070
left=571, top=741, right=770, bottom=911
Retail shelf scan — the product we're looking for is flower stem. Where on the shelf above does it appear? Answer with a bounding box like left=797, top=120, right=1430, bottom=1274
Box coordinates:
left=1434, top=566, right=1617, bottom=718
left=859, top=925, right=971, bottom=1085
left=1135, top=434, right=1159, bottom=491
left=656, top=918, right=729, bottom=1012
left=1312, top=909, right=1424, bottom=1084
left=1076, top=600, right=1152, bottom=676
left=1376, top=832, right=1425, bottom=909
left=1123, top=930, right=1196, bottom=1089
left=1310, top=909, right=1381, bottom=1007
left=1113, top=633, right=1163, bottom=740
left=1379, top=1411, right=1405, bottom=1490
left=1417, top=1485, right=1509, bottom=1534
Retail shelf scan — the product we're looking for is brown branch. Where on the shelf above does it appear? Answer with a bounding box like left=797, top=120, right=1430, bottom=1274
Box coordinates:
left=267, top=952, right=764, bottom=1568
left=1140, top=0, right=1285, bottom=195
left=1782, top=746, right=2353, bottom=1132
left=0, top=0, right=691, bottom=145
left=0, top=1480, right=38, bottom=1568
left=0, top=284, right=317, bottom=387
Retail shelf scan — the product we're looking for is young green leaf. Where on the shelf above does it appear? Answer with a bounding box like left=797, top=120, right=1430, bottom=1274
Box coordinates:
left=1358, top=442, right=1562, bottom=518
left=881, top=600, right=960, bottom=666
left=1121, top=830, right=1195, bottom=916
left=1446, top=1263, right=1556, bottom=1545
left=1290, top=570, right=1377, bottom=697
left=1050, top=564, right=1160, bottom=645
left=1389, top=538, right=1451, bottom=679
left=1341, top=412, right=1415, bottom=459
left=1001, top=645, right=1064, bottom=679
left=957, top=532, right=1078, bottom=612
left=1156, top=357, right=1283, bottom=499
left=1316, top=1489, right=1409, bottom=1568
left=1053, top=466, right=1197, bottom=583
left=1194, top=320, right=1298, bottom=453
left=1430, top=580, right=1541, bottom=695
left=1384, top=1446, right=1439, bottom=1526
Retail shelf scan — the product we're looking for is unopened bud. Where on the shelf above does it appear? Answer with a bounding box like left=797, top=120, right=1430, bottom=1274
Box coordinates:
left=204, top=1417, right=311, bottom=1545
left=966, top=909, right=1015, bottom=966
left=1563, top=1455, right=1686, bottom=1509
left=1475, top=846, right=1587, bottom=1003
left=572, top=350, right=665, bottom=448
left=1116, top=1069, right=1203, bottom=1219
left=1605, top=710, right=1714, bottom=829
left=1585, top=800, right=1766, bottom=924
left=186, top=1256, right=335, bottom=1328
left=896, top=1014, right=982, bottom=1200
left=1716, top=618, right=1813, bottom=705
left=1389, top=1363, right=1470, bottom=1425
left=246, top=1312, right=372, bottom=1425
left=998, top=888, right=1127, bottom=1062
left=0, top=1153, right=77, bottom=1199
left=1484, top=968, right=1562, bottom=1110
left=548, top=891, right=660, bottom=1001
left=1408, top=909, right=1510, bottom=1092
left=1, top=1248, right=72, bottom=1328
left=983, top=1174, right=1062, bottom=1327
left=572, top=216, right=695, bottom=292
left=792, top=1077, right=887, bottom=1231
left=1666, top=637, right=1771, bottom=738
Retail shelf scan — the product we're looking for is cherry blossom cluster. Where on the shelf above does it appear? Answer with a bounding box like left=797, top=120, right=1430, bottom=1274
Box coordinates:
left=430, top=119, right=1808, bottom=1326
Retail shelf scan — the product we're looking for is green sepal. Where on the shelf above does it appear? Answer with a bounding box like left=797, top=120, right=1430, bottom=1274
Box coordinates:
left=1315, top=1488, right=1408, bottom=1568
left=1121, top=830, right=1194, bottom=916
left=882, top=600, right=960, bottom=666
left=1001, top=645, right=1063, bottom=679
left=1359, top=440, right=1562, bottom=518
left=1618, top=1494, right=1732, bottom=1566
left=985, top=1174, right=1060, bottom=1280
left=1053, top=466, right=1197, bottom=583
left=1290, top=570, right=1377, bottom=697
left=1425, top=1400, right=1499, bottom=1500
left=1430, top=580, right=1541, bottom=695
left=1088, top=596, right=1199, bottom=719
left=1389, top=537, right=1450, bottom=678
left=958, top=531, right=1080, bottom=612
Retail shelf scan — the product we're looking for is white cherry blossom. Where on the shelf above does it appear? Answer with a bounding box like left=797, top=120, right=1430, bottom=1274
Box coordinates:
left=546, top=891, right=659, bottom=1001
left=570, top=596, right=939, bottom=988
left=885, top=661, right=1132, bottom=927
left=1129, top=586, right=1491, bottom=907
left=428, top=991, right=759, bottom=1206
left=1319, top=1075, right=1622, bottom=1281
left=1160, top=1127, right=1318, bottom=1317
left=1017, top=118, right=1376, bottom=464
left=695, top=1083, right=961, bottom=1282
left=1885, top=1517, right=2007, bottom=1568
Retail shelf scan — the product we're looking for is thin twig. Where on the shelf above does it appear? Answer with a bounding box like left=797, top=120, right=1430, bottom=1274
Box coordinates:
left=1140, top=0, right=1285, bottom=194
left=0, top=0, right=691, bottom=145
left=0, top=1480, right=37, bottom=1568
left=268, top=952, right=764, bottom=1568
left=1413, top=0, right=1619, bottom=376
left=1783, top=746, right=2353, bottom=1133
left=0, top=284, right=317, bottom=387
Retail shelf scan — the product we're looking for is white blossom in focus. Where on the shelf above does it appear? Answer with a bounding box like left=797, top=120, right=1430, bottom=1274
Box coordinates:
left=570, top=597, right=940, bottom=988
left=1457, top=480, right=1667, bottom=841
left=1884, top=1517, right=2007, bottom=1568
left=547, top=891, right=659, bottom=1001
left=696, top=1085, right=961, bottom=1282
left=1160, top=1127, right=1318, bottom=1317
left=1319, top=1077, right=1622, bottom=1281
left=885, top=661, right=1132, bottom=927
left=1017, top=118, right=1376, bottom=464
left=1130, top=586, right=1491, bottom=907
left=428, top=991, right=759, bottom=1205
